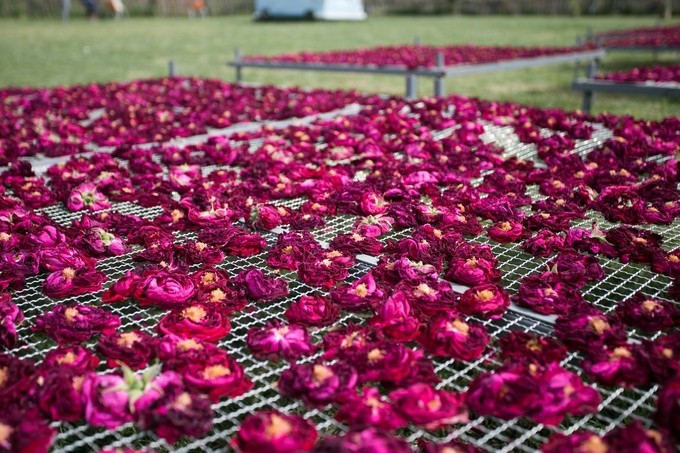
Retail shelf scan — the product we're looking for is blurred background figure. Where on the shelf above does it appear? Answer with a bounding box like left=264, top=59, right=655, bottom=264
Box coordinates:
left=108, top=0, right=127, bottom=19
left=62, top=0, right=98, bottom=21
left=188, top=0, right=208, bottom=18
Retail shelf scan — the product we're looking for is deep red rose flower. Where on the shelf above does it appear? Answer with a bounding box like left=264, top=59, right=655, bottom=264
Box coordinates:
left=133, top=270, right=195, bottom=310
left=335, top=386, right=407, bottom=431
left=329, top=271, right=386, bottom=312
left=512, top=272, right=586, bottom=316
left=101, top=271, right=141, bottom=304
left=393, top=350, right=441, bottom=389
left=181, top=353, right=252, bottom=402
left=158, top=303, right=231, bottom=342
left=420, top=314, right=490, bottom=361
left=342, top=340, right=416, bottom=385
left=176, top=241, right=224, bottom=266
left=329, top=232, right=384, bottom=256
left=96, top=330, right=158, bottom=370
left=498, top=331, right=568, bottom=366
left=156, top=334, right=226, bottom=370
left=459, top=283, right=510, bottom=319
left=34, top=366, right=85, bottom=422
left=604, top=225, right=663, bottom=264
left=285, top=294, right=340, bottom=327
left=446, top=255, right=501, bottom=286
left=542, top=432, right=607, bottom=453
left=247, top=321, right=317, bottom=362
left=77, top=227, right=129, bottom=257
left=389, top=382, right=468, bottom=430
left=547, top=251, right=604, bottom=288
left=298, top=250, right=356, bottom=290
left=369, top=291, right=421, bottom=342
left=613, top=292, right=679, bottom=332
left=634, top=333, right=680, bottom=384
left=0, top=293, right=23, bottom=349
left=39, top=245, right=92, bottom=272
left=321, top=323, right=381, bottom=361
left=583, top=345, right=649, bottom=387
left=520, top=229, right=565, bottom=258
left=43, top=266, right=106, bottom=299
left=396, top=280, right=458, bottom=317
left=0, top=353, right=36, bottom=405
left=312, top=427, right=410, bottom=453
left=655, top=375, right=680, bottom=442
left=233, top=410, right=318, bottom=453
left=234, top=268, right=289, bottom=302
left=487, top=220, right=529, bottom=243
left=266, top=231, right=322, bottom=271
left=604, top=420, right=675, bottom=453
left=41, top=345, right=100, bottom=372
left=466, top=363, right=539, bottom=420
left=419, top=439, right=482, bottom=453
left=248, top=204, right=285, bottom=230
left=0, top=411, right=55, bottom=453
left=278, top=362, right=358, bottom=408
left=554, top=310, right=627, bottom=352
left=33, top=303, right=120, bottom=344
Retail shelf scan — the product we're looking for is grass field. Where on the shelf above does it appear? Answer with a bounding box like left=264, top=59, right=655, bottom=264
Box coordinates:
left=0, top=14, right=678, bottom=119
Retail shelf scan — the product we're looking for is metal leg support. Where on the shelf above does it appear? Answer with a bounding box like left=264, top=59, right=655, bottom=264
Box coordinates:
left=168, top=60, right=177, bottom=77
left=434, top=52, right=445, bottom=97
left=581, top=57, right=599, bottom=113
left=406, top=74, right=417, bottom=99
left=235, top=48, right=243, bottom=82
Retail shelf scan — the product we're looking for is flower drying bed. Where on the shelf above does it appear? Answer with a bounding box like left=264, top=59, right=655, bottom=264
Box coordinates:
left=1, top=79, right=679, bottom=452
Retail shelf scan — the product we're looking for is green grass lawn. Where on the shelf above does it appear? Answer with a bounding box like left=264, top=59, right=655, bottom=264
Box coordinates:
left=0, top=14, right=678, bottom=119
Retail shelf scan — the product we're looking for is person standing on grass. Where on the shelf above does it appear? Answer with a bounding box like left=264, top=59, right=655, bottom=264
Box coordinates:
left=62, top=0, right=99, bottom=21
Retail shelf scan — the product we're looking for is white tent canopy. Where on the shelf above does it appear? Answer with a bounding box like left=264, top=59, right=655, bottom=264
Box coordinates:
left=254, top=0, right=367, bottom=20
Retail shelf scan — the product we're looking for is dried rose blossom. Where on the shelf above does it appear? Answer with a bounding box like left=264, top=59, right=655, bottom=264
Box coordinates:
left=41, top=345, right=100, bottom=372
left=43, top=266, right=106, bottom=299
left=285, top=294, right=340, bottom=327
left=330, top=271, right=386, bottom=312
left=156, top=334, right=224, bottom=370
left=176, top=240, right=224, bottom=266
left=634, top=333, right=680, bottom=384
left=583, top=345, right=649, bottom=387
left=266, top=232, right=321, bottom=271
left=278, top=362, right=358, bottom=408
left=321, top=324, right=381, bottom=361
left=133, top=270, right=196, bottom=310
left=369, top=291, right=421, bottom=342
left=33, top=303, right=120, bottom=344
left=542, top=432, right=607, bottom=453
left=342, top=340, right=416, bottom=385
left=604, top=226, right=663, bottom=264
left=181, top=353, right=252, bottom=402
left=529, top=363, right=601, bottom=426
left=0, top=353, right=36, bottom=405
left=0, top=411, right=55, bottom=453
left=335, top=386, right=407, bottom=431
left=521, top=229, right=565, bottom=258
left=498, top=331, right=567, bottom=366
left=234, top=268, right=289, bottom=302
left=81, top=373, right=133, bottom=429
left=101, top=271, right=141, bottom=304
left=78, top=227, right=129, bottom=257
left=613, top=292, right=679, bottom=332
left=445, top=255, right=501, bottom=286
left=420, top=314, right=490, bottom=361
left=247, top=321, right=317, bottom=362
left=35, top=366, right=85, bottom=422
left=466, top=363, right=539, bottom=420
left=604, top=420, right=675, bottom=453
left=487, top=220, right=529, bottom=243
left=0, top=293, right=23, bottom=349
left=655, top=375, right=680, bottom=442
left=419, top=439, right=482, bottom=453
left=329, top=232, right=384, bottom=256
left=354, top=215, right=394, bottom=238
left=158, top=303, right=231, bottom=342
left=389, top=383, right=468, bottom=430
left=297, top=250, right=355, bottom=290
left=97, top=330, right=158, bottom=370
left=512, top=272, right=586, bottom=316
left=397, top=280, right=459, bottom=317
left=547, top=251, right=604, bottom=288
left=312, top=427, right=410, bottom=453
left=248, top=204, right=285, bottom=230
left=459, top=284, right=510, bottom=319
left=554, top=310, right=627, bottom=352
left=66, top=182, right=111, bottom=212
left=233, top=410, right=318, bottom=453
left=134, top=371, right=214, bottom=444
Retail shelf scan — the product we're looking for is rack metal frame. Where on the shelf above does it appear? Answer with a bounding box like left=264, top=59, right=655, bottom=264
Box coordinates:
left=572, top=78, right=680, bottom=113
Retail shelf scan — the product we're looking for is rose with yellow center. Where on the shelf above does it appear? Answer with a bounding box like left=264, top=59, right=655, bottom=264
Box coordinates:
left=64, top=307, right=80, bottom=323
left=641, top=300, right=660, bottom=312
left=0, top=367, right=7, bottom=388
left=447, top=319, right=470, bottom=336
left=498, top=222, right=512, bottom=232
left=209, top=288, right=227, bottom=303
left=181, top=306, right=207, bottom=322
left=367, top=348, right=385, bottom=364
left=264, top=414, right=292, bottom=439
left=587, top=317, right=610, bottom=335
left=62, top=267, right=76, bottom=279
left=194, top=242, right=208, bottom=252
left=312, top=365, right=334, bottom=384
left=177, top=339, right=203, bottom=351
left=116, top=332, right=140, bottom=348
left=56, top=352, right=77, bottom=365
left=354, top=283, right=368, bottom=297
left=203, top=364, right=232, bottom=380
left=476, top=289, right=495, bottom=302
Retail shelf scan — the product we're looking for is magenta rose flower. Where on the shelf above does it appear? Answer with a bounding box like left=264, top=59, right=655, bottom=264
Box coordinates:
left=35, top=366, right=86, bottom=422
left=176, top=241, right=224, bottom=266
left=498, top=331, right=567, bottom=366
left=342, top=340, right=416, bottom=385
left=278, top=362, right=358, bottom=408
left=232, top=410, right=318, bottom=453
left=0, top=353, right=36, bottom=405
left=297, top=250, right=355, bottom=290
left=520, top=229, right=565, bottom=258
left=33, top=303, right=121, bottom=344
left=604, top=421, right=675, bottom=453
left=158, top=303, right=231, bottom=342
left=613, top=292, right=679, bottom=332
left=420, top=314, right=490, bottom=361
left=655, top=375, right=680, bottom=442
left=330, top=271, right=386, bottom=312
left=181, top=353, right=252, bottom=402
left=234, top=268, right=289, bottom=302
left=459, top=284, right=510, bottom=319
left=132, top=270, right=195, bottom=310
left=41, top=345, right=100, bottom=372
left=487, top=220, right=529, bottom=243
left=445, top=255, right=501, bottom=286
left=101, top=271, right=141, bottom=304
left=542, top=432, right=607, bottom=453
left=397, top=280, right=459, bottom=317
left=266, top=231, right=322, bottom=271
left=466, top=363, right=539, bottom=420
left=97, top=330, right=158, bottom=370
left=546, top=251, right=604, bottom=288
left=43, top=266, right=106, bottom=299
left=389, top=383, right=468, bottom=430
left=66, top=182, right=111, bottom=212
left=247, top=321, right=317, bottom=362
left=285, top=294, right=340, bottom=327
left=0, top=293, right=23, bottom=349
left=529, top=363, right=601, bottom=426
left=312, top=427, right=410, bottom=453
left=329, top=232, right=384, bottom=256
left=78, top=227, right=129, bottom=257
left=634, top=333, right=680, bottom=384
left=335, top=386, right=407, bottom=432
left=419, top=439, right=481, bottom=453
left=512, top=272, right=586, bottom=316
left=554, top=310, right=627, bottom=352
left=0, top=410, right=55, bottom=453
left=248, top=204, right=285, bottom=230
left=39, top=244, right=93, bottom=272
left=369, top=291, right=421, bottom=342
left=583, top=345, right=649, bottom=387
left=81, top=373, right=133, bottom=429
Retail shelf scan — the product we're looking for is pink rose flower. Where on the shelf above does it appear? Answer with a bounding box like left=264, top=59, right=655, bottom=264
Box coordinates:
left=133, top=270, right=196, bottom=310
left=35, top=366, right=86, bottom=422
left=330, top=271, right=386, bottom=312
left=459, top=283, right=510, bottom=319
left=313, top=427, right=410, bottom=453
left=181, top=353, right=252, bottom=402
left=0, top=293, right=23, bottom=349
left=158, top=303, right=231, bottom=342
left=655, top=375, right=680, bottom=442
left=33, top=303, right=120, bottom=344
left=247, top=321, right=317, bottom=362
left=614, top=292, right=679, bottom=332
left=233, top=410, right=318, bottom=453
left=81, top=373, right=132, bottom=429
left=335, top=386, right=407, bottom=431
left=41, top=345, right=100, bottom=372
left=234, top=268, right=289, bottom=302
left=66, top=182, right=111, bottom=212
left=278, top=362, right=358, bottom=408
left=97, top=330, right=158, bottom=370
left=43, top=266, right=106, bottom=299
left=285, top=294, right=340, bottom=327
left=369, top=291, right=421, bottom=342
left=389, top=383, right=468, bottom=430
left=420, top=314, right=490, bottom=361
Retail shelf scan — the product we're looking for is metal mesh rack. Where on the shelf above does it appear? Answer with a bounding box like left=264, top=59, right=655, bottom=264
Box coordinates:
left=6, top=100, right=679, bottom=452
